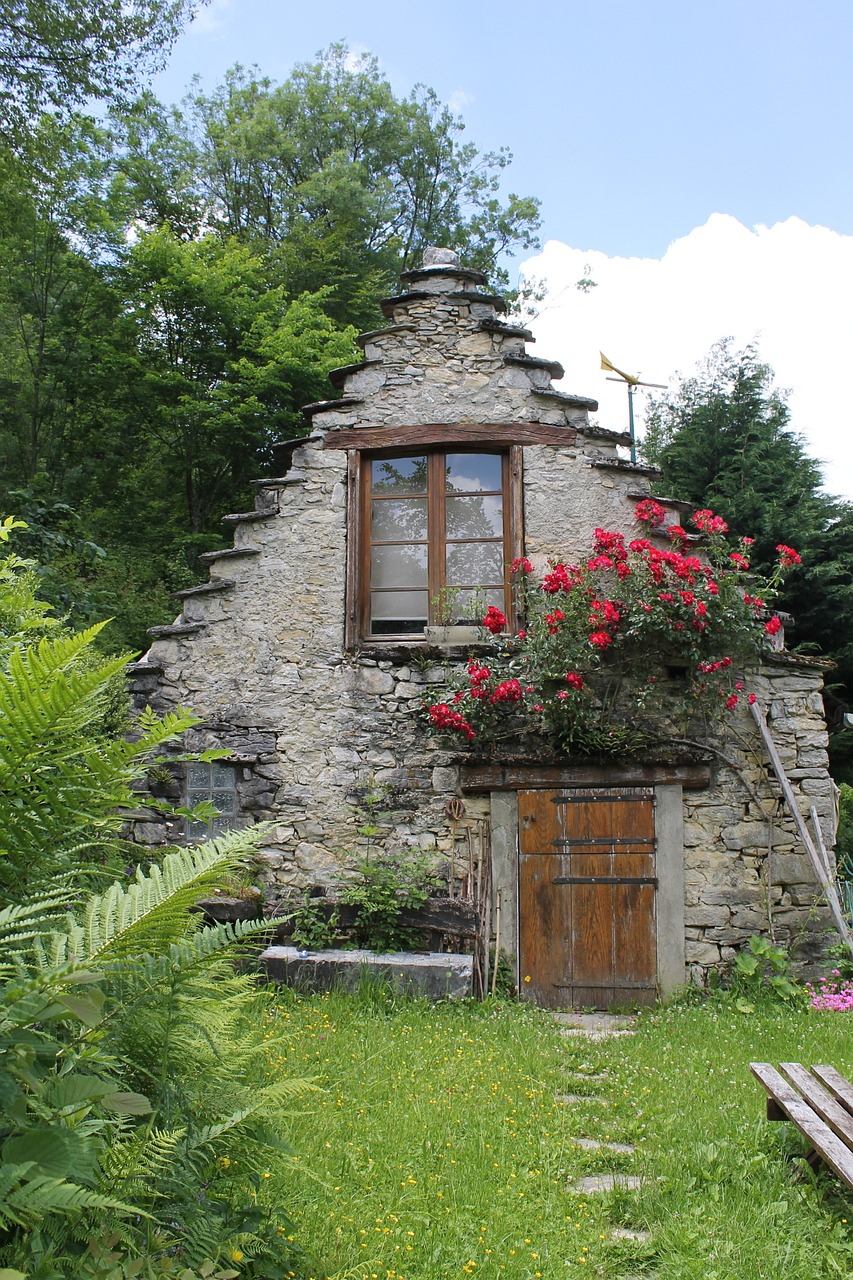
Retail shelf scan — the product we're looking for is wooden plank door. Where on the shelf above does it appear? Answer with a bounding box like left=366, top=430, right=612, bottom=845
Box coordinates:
left=518, top=787, right=657, bottom=1009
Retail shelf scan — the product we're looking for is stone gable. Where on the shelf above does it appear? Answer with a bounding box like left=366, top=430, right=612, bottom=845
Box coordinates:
left=130, top=248, right=839, bottom=998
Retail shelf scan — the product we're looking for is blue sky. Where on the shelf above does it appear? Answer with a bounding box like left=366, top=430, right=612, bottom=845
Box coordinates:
left=154, top=0, right=853, bottom=259
left=152, top=1, right=853, bottom=495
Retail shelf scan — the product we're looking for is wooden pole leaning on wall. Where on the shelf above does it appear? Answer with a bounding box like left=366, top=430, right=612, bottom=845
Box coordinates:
left=749, top=699, right=853, bottom=959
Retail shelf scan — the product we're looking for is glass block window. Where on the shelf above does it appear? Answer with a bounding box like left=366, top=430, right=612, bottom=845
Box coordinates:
left=185, top=762, right=238, bottom=840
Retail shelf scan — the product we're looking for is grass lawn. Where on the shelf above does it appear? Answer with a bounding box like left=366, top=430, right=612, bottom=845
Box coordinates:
left=262, top=987, right=853, bottom=1280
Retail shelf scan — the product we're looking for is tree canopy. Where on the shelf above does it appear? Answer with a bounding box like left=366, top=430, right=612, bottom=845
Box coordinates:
left=0, top=42, right=541, bottom=650
left=0, top=0, right=205, bottom=143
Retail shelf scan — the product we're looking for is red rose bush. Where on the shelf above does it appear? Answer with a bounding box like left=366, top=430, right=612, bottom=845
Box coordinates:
left=427, top=504, right=799, bottom=756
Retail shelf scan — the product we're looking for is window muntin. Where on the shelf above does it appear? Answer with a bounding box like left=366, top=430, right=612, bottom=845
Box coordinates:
left=365, top=450, right=509, bottom=637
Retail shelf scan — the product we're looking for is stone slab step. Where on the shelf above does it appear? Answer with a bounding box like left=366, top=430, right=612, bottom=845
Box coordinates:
left=573, top=1138, right=635, bottom=1154
left=258, top=945, right=473, bottom=1000
left=221, top=508, right=279, bottom=525
left=569, top=1174, right=642, bottom=1194
left=556, top=1094, right=611, bottom=1107
left=553, top=1012, right=636, bottom=1031
left=173, top=580, right=234, bottom=600
left=146, top=622, right=205, bottom=639
left=199, top=547, right=261, bottom=564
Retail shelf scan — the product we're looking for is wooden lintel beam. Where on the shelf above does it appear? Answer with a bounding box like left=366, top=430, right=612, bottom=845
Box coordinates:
left=460, top=763, right=712, bottom=792
left=323, top=422, right=578, bottom=451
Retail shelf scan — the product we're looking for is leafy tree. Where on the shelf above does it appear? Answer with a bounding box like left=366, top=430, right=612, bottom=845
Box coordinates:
left=0, top=0, right=206, bottom=145
left=117, top=46, right=541, bottom=327
left=117, top=227, right=357, bottom=533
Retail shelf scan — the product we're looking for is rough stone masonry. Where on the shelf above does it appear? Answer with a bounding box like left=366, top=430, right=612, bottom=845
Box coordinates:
left=129, top=246, right=839, bottom=989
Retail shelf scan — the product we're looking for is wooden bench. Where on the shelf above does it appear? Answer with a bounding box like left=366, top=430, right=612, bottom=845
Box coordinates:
left=750, top=1062, right=853, bottom=1189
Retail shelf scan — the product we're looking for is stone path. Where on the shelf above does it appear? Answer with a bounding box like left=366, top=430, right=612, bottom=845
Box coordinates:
left=553, top=1009, right=648, bottom=1218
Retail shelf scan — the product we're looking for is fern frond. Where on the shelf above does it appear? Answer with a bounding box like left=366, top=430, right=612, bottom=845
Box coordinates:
left=0, top=887, right=75, bottom=972
left=132, top=917, right=273, bottom=984
left=0, top=1163, right=142, bottom=1227
left=47, top=827, right=268, bottom=967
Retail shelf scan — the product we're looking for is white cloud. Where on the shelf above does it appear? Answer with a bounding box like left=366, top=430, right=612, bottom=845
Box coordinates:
left=447, top=89, right=473, bottom=114
left=188, top=0, right=233, bottom=37
left=521, top=215, right=853, bottom=501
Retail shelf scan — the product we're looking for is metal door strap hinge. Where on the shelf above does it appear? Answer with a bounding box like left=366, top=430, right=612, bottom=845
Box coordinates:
left=551, top=875, right=658, bottom=886
left=550, top=837, right=656, bottom=848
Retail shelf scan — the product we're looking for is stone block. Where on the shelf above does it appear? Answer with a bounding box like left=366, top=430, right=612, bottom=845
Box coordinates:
left=685, top=941, right=721, bottom=965
left=258, top=946, right=473, bottom=1000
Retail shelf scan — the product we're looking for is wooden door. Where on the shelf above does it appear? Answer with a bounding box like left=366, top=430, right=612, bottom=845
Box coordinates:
left=518, top=787, right=657, bottom=1009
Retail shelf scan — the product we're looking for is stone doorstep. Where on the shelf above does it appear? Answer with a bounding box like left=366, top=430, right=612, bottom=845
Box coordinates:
left=555, top=1094, right=611, bottom=1106
left=560, top=1027, right=637, bottom=1041
left=552, top=1012, right=637, bottom=1031
left=258, top=945, right=473, bottom=1000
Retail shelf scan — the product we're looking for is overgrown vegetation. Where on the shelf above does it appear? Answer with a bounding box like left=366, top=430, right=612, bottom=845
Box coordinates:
left=263, top=986, right=853, bottom=1280
left=0, top=527, right=315, bottom=1276
left=426, top=504, right=797, bottom=757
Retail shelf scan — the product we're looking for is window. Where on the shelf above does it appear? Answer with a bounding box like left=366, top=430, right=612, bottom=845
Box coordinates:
left=359, top=449, right=514, bottom=638
left=185, top=762, right=239, bottom=840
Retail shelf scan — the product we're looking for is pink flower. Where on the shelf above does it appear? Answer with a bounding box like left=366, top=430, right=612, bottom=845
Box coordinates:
left=729, top=552, right=750, bottom=570
left=667, top=525, right=687, bottom=544
left=725, top=694, right=738, bottom=710
left=748, top=693, right=757, bottom=705
left=510, top=556, right=533, bottom=574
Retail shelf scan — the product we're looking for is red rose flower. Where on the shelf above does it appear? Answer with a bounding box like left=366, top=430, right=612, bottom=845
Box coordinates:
left=765, top=615, right=782, bottom=636
left=482, top=606, right=507, bottom=635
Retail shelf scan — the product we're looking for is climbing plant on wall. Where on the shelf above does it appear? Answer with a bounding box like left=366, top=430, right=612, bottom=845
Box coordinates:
left=426, top=502, right=801, bottom=758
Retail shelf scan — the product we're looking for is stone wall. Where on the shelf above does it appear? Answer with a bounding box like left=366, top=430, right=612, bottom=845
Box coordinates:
left=129, top=248, right=839, bottom=984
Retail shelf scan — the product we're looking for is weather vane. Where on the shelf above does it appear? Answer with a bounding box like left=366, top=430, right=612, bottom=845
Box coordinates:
left=600, top=352, right=666, bottom=464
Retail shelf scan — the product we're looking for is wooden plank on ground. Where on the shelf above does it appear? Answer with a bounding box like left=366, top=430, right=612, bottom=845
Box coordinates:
left=750, top=1063, right=853, bottom=1188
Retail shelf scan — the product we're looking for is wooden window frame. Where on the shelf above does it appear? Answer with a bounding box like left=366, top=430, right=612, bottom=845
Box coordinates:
left=345, top=442, right=523, bottom=648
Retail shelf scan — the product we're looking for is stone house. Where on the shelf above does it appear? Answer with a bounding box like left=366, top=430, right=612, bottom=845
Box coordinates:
left=130, top=247, right=838, bottom=1008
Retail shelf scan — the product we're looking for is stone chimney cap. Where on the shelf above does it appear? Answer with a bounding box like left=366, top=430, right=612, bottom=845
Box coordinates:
left=422, top=246, right=461, bottom=268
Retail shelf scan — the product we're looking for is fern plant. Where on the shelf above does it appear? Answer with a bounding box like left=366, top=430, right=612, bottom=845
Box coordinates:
left=0, top=526, right=315, bottom=1279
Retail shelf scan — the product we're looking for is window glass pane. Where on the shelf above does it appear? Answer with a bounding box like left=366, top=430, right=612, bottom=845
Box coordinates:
left=372, top=456, right=427, bottom=495
left=446, top=494, right=503, bottom=540
left=371, top=544, right=428, bottom=588
left=211, top=765, right=234, bottom=788
left=445, top=453, right=502, bottom=493
left=371, top=498, right=428, bottom=542
left=212, top=790, right=235, bottom=813
left=187, top=765, right=210, bottom=788
left=370, top=590, right=429, bottom=635
left=453, top=588, right=506, bottom=620
left=446, top=541, right=505, bottom=586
